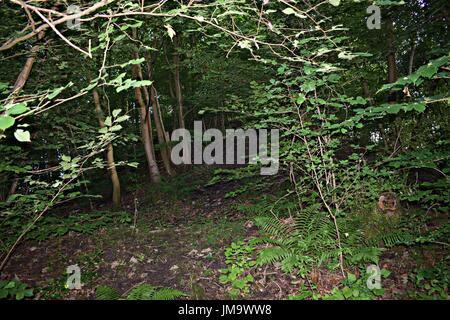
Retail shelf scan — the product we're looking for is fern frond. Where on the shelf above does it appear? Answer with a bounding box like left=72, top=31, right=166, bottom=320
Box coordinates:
left=95, top=283, right=185, bottom=300
left=95, top=285, right=120, bottom=300
left=151, top=288, right=186, bottom=300
left=254, top=216, right=291, bottom=239
left=368, top=231, right=415, bottom=247
left=126, top=284, right=158, bottom=300
left=257, top=246, right=291, bottom=266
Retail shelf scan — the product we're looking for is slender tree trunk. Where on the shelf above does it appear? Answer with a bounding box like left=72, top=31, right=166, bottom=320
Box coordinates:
left=387, top=18, right=398, bottom=93
left=386, top=16, right=402, bottom=155
left=93, top=88, right=121, bottom=208
left=7, top=178, right=19, bottom=199
left=408, top=38, right=416, bottom=75
left=145, top=53, right=175, bottom=176
left=164, top=44, right=178, bottom=131
left=4, top=31, right=46, bottom=200
left=10, top=31, right=45, bottom=99
left=168, top=75, right=178, bottom=130
left=131, top=28, right=160, bottom=182
left=133, top=80, right=161, bottom=183
left=133, top=47, right=173, bottom=176
left=173, top=35, right=185, bottom=129
left=132, top=51, right=156, bottom=160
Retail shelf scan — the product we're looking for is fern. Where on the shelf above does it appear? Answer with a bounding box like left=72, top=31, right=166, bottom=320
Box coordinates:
left=254, top=216, right=292, bottom=240
left=368, top=231, right=415, bottom=247
left=126, top=284, right=158, bottom=300
left=151, top=288, right=187, bottom=300
left=95, top=284, right=185, bottom=300
left=366, top=218, right=450, bottom=248
left=255, top=207, right=345, bottom=273
left=257, top=246, right=291, bottom=265
left=95, top=285, right=120, bottom=300
left=126, top=284, right=185, bottom=300
left=254, top=204, right=381, bottom=274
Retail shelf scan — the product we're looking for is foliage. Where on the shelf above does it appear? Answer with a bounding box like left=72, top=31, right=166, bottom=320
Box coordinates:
left=96, top=283, right=186, bottom=300
left=0, top=0, right=448, bottom=301
left=0, top=210, right=131, bottom=251
left=407, top=260, right=450, bottom=300
left=219, top=240, right=258, bottom=299
left=254, top=207, right=381, bottom=276
left=320, top=268, right=391, bottom=300
left=0, top=279, right=33, bottom=300
left=289, top=267, right=391, bottom=300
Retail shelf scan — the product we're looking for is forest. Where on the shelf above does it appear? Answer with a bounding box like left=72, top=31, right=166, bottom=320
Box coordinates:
left=0, top=0, right=448, bottom=302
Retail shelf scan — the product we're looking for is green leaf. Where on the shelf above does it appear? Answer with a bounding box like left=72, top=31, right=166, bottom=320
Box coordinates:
left=110, top=124, right=122, bottom=132
left=347, top=272, right=357, bottom=284
left=165, top=24, right=176, bottom=40
left=412, top=102, right=426, bottom=113
left=7, top=103, right=28, bottom=115
left=296, top=94, right=306, bottom=104
left=329, top=0, right=341, bottom=6
left=387, top=104, right=401, bottom=114
left=0, top=82, right=9, bottom=92
left=282, top=8, right=296, bottom=15
left=15, top=291, right=25, bottom=300
left=381, top=269, right=391, bottom=278
left=112, top=109, right=122, bottom=117
left=14, top=129, right=31, bottom=142
left=342, top=286, right=352, bottom=299
left=120, top=58, right=145, bottom=68
left=48, top=87, right=64, bottom=100
left=0, top=115, right=15, bottom=130
left=373, top=288, right=385, bottom=296
left=281, top=7, right=306, bottom=18
left=104, top=117, right=112, bottom=127
left=115, top=115, right=130, bottom=123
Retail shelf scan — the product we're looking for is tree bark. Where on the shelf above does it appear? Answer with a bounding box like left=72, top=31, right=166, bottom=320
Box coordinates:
left=93, top=88, right=121, bottom=208
left=131, top=28, right=160, bottom=182
left=386, top=16, right=402, bottom=154
left=3, top=31, right=46, bottom=200
left=173, top=35, right=185, bottom=129
left=133, top=80, right=161, bottom=183
left=408, top=38, right=416, bottom=75
left=145, top=53, right=175, bottom=176
left=132, top=51, right=156, bottom=160
left=387, top=18, right=398, bottom=86
left=11, top=29, right=45, bottom=95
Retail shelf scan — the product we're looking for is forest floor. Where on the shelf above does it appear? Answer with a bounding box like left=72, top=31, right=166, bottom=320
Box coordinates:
left=1, top=166, right=448, bottom=300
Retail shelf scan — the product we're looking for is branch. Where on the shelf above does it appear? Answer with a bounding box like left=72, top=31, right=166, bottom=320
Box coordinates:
left=0, top=0, right=112, bottom=52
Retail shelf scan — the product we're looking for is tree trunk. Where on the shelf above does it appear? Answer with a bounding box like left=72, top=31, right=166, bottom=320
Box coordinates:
left=133, top=80, right=161, bottom=183
left=93, top=88, right=121, bottom=209
left=145, top=53, right=175, bottom=176
left=132, top=51, right=156, bottom=160
left=173, top=35, right=185, bottom=129
left=10, top=31, right=45, bottom=99
left=408, top=38, right=416, bottom=75
left=386, top=16, right=402, bottom=155
left=387, top=18, right=398, bottom=88
left=4, top=31, right=46, bottom=200
left=131, top=28, right=160, bottom=182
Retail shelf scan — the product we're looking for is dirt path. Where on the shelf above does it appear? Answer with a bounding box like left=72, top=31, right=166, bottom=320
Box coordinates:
left=2, top=168, right=446, bottom=300
left=1, top=172, right=259, bottom=299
